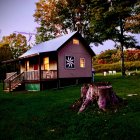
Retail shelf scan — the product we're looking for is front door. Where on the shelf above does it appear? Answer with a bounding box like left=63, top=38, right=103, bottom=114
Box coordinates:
left=34, top=64, right=38, bottom=70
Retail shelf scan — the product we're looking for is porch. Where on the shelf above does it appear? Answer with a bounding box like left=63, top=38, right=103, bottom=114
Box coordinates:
left=3, top=70, right=57, bottom=92
left=24, top=70, right=57, bottom=81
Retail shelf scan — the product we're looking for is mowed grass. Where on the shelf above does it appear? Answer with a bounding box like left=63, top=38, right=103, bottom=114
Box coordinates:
left=0, top=74, right=140, bottom=140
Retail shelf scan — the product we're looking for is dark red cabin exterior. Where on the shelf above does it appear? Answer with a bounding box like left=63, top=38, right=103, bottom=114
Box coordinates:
left=3, top=31, right=95, bottom=91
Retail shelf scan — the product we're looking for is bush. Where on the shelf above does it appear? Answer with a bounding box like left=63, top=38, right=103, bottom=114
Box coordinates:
left=94, top=61, right=140, bottom=72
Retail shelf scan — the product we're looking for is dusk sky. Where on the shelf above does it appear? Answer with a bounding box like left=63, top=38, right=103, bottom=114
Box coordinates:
left=0, top=0, right=139, bottom=54
left=0, top=0, right=38, bottom=42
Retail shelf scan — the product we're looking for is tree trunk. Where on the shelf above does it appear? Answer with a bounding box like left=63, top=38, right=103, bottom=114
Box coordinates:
left=119, top=17, right=126, bottom=76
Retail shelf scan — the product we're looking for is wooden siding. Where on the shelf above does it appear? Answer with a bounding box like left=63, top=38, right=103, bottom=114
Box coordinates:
left=58, top=38, right=92, bottom=78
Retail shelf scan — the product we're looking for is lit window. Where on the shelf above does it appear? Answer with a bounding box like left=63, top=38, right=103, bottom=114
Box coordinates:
left=73, top=39, right=79, bottom=45
left=26, top=61, right=29, bottom=71
left=80, top=58, right=85, bottom=68
left=44, top=57, right=49, bottom=70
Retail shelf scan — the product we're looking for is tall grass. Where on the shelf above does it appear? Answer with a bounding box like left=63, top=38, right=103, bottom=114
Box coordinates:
left=0, top=74, right=140, bottom=140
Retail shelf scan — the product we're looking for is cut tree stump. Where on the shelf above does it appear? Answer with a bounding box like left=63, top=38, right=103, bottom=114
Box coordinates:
left=70, top=82, right=126, bottom=112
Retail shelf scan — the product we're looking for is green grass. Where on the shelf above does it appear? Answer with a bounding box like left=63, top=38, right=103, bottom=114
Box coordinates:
left=0, top=74, right=140, bottom=140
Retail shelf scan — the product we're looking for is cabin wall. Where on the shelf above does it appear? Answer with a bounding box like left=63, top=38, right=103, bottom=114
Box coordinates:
left=58, top=38, right=92, bottom=78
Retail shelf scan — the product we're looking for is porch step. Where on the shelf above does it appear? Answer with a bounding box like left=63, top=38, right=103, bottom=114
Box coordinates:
left=4, top=83, right=22, bottom=92
left=4, top=88, right=13, bottom=92
left=4, top=89, right=10, bottom=92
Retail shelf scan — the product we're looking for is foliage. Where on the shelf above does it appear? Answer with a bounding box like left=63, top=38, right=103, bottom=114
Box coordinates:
left=34, top=0, right=139, bottom=76
left=125, top=1, right=140, bottom=33
left=94, top=61, right=140, bottom=72
left=125, top=49, right=140, bottom=61
left=96, top=49, right=118, bottom=64
left=0, top=75, right=140, bottom=139
left=0, top=40, right=14, bottom=81
left=0, top=33, right=29, bottom=80
left=0, top=45, right=13, bottom=61
left=94, top=49, right=140, bottom=65
left=34, top=0, right=97, bottom=44
left=34, top=0, right=58, bottom=43
left=33, top=0, right=140, bottom=44
left=90, top=0, right=139, bottom=44
left=90, top=0, right=139, bottom=76
left=0, top=33, right=29, bottom=59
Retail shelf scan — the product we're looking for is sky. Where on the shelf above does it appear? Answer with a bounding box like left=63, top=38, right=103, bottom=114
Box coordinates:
left=0, top=0, right=139, bottom=54
left=91, top=33, right=140, bottom=54
left=0, top=0, right=38, bottom=43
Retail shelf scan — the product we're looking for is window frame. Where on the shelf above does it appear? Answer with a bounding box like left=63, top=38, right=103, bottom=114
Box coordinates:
left=44, top=57, right=50, bottom=70
left=73, top=39, right=79, bottom=45
left=80, top=58, right=85, bottom=68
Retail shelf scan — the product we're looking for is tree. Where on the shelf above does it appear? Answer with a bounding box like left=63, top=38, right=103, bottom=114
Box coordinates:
left=0, top=45, right=13, bottom=80
left=0, top=33, right=29, bottom=59
left=34, top=0, right=98, bottom=44
left=90, top=0, right=139, bottom=76
left=97, top=49, right=118, bottom=64
left=0, top=33, right=29, bottom=80
left=0, top=43, right=13, bottom=61
left=34, top=0, right=139, bottom=76
left=125, top=1, right=140, bottom=33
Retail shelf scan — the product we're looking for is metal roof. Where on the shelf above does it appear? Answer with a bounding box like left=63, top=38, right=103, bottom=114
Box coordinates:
left=19, top=31, right=77, bottom=58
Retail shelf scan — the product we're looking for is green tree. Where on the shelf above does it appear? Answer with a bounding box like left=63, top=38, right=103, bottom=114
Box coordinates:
left=0, top=43, right=13, bottom=61
left=90, top=0, right=139, bottom=76
left=34, top=0, right=97, bottom=44
left=125, top=1, right=140, bottom=33
left=0, top=33, right=29, bottom=59
left=0, top=33, right=29, bottom=80
left=0, top=45, right=13, bottom=81
left=97, top=49, right=118, bottom=64
left=34, top=0, right=139, bottom=76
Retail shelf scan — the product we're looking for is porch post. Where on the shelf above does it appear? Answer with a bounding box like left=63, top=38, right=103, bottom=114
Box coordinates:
left=14, top=61, right=16, bottom=72
left=39, top=54, right=42, bottom=90
left=25, top=60, right=27, bottom=71
left=5, top=63, right=7, bottom=73
left=56, top=52, right=60, bottom=89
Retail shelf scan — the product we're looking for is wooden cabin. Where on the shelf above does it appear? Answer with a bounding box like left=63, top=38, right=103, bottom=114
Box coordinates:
left=3, top=31, right=95, bottom=91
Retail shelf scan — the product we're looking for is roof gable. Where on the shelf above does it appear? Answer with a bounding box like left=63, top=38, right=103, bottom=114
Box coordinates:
left=19, top=31, right=95, bottom=58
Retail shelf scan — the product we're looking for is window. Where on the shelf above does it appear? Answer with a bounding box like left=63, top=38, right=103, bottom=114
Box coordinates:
left=80, top=58, right=85, bottom=68
left=26, top=61, right=29, bottom=71
left=44, top=57, right=49, bottom=70
left=73, top=39, right=79, bottom=45
left=65, top=56, right=75, bottom=69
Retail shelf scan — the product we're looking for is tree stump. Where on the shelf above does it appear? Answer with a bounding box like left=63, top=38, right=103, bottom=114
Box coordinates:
left=70, top=82, right=126, bottom=113
left=97, top=86, right=113, bottom=111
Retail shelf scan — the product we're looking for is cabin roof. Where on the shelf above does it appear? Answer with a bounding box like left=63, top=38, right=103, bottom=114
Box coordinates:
left=19, top=31, right=95, bottom=58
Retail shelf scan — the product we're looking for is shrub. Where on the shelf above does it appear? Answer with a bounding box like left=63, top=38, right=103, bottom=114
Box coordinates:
left=94, top=61, right=140, bottom=72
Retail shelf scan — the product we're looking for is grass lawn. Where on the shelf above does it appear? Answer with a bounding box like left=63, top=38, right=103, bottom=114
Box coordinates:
left=0, top=74, right=140, bottom=140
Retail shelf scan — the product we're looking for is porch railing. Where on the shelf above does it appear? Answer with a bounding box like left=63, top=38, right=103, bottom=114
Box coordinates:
left=41, top=70, right=57, bottom=79
left=4, top=72, right=17, bottom=82
left=24, top=70, right=39, bottom=80
left=24, top=70, right=57, bottom=81
left=9, top=72, right=24, bottom=91
left=4, top=72, right=24, bottom=91
left=4, top=72, right=17, bottom=90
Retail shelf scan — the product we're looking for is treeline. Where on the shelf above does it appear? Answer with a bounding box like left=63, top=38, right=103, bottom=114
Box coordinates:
left=94, top=61, right=140, bottom=73
left=93, top=49, right=140, bottom=72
